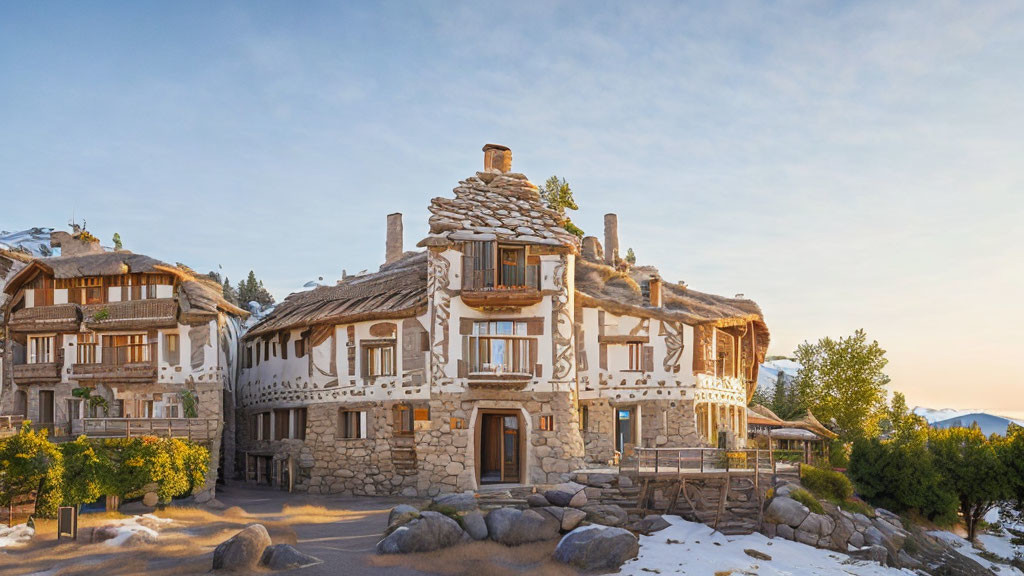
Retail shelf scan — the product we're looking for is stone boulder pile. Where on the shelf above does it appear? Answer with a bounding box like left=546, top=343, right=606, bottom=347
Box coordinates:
left=212, top=524, right=321, bottom=572
left=762, top=481, right=912, bottom=568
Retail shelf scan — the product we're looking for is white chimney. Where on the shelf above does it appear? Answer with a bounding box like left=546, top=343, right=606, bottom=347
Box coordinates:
left=386, top=213, right=403, bottom=264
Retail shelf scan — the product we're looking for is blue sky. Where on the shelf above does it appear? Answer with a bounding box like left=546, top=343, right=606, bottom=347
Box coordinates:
left=2, top=1, right=1022, bottom=416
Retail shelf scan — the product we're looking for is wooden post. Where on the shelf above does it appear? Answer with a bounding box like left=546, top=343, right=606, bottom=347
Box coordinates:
left=676, top=449, right=681, bottom=475
left=655, top=450, right=660, bottom=474
left=700, top=449, right=704, bottom=473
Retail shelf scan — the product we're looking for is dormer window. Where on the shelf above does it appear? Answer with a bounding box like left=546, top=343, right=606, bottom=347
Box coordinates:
left=463, top=241, right=539, bottom=291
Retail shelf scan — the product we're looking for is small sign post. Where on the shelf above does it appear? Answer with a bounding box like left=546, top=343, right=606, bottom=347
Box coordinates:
left=57, top=506, right=78, bottom=541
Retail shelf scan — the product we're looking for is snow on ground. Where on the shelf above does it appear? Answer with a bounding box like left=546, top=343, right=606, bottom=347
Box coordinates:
left=928, top=528, right=1024, bottom=576
left=101, top=514, right=173, bottom=547
left=622, top=516, right=916, bottom=576
left=0, top=523, right=35, bottom=549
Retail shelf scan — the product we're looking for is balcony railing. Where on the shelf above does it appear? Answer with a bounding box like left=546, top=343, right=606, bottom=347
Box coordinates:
left=8, top=303, right=81, bottom=332
left=72, top=418, right=218, bottom=441
left=12, top=359, right=63, bottom=385
left=0, top=415, right=25, bottom=438
left=72, top=342, right=158, bottom=383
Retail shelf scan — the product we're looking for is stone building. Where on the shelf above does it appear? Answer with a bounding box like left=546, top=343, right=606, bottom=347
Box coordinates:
left=0, top=229, right=246, bottom=499
left=235, top=144, right=770, bottom=497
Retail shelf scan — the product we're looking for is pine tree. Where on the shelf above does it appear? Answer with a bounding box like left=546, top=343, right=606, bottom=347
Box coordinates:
left=541, top=176, right=583, bottom=237
left=237, top=270, right=274, bottom=308
left=625, top=248, right=636, bottom=265
left=221, top=277, right=239, bottom=306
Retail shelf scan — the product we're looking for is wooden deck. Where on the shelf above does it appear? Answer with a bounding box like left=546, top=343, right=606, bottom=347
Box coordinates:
left=622, top=447, right=807, bottom=478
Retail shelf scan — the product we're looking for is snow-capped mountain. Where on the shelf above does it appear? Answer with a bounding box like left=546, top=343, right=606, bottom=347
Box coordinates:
left=914, top=407, right=1024, bottom=437
left=0, top=227, right=56, bottom=257
left=758, top=358, right=801, bottom=390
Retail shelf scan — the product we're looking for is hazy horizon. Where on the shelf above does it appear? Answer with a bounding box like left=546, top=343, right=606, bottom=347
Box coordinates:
left=2, top=2, right=1021, bottom=418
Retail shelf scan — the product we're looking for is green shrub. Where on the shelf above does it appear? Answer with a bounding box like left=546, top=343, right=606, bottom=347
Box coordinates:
left=801, top=464, right=853, bottom=501
left=838, top=497, right=875, bottom=518
left=0, top=423, right=65, bottom=517
left=828, top=439, right=850, bottom=469
left=788, top=488, right=824, bottom=515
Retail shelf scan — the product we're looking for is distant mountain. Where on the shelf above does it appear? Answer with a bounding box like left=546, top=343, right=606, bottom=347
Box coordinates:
left=758, top=359, right=801, bottom=390
left=915, top=407, right=1024, bottom=437
left=0, top=227, right=55, bottom=257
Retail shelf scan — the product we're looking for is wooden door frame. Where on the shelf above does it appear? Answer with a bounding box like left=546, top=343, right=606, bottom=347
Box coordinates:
left=474, top=409, right=524, bottom=485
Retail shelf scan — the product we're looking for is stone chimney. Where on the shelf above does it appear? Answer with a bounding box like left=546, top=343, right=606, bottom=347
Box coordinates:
left=50, top=230, right=103, bottom=257
left=581, top=236, right=604, bottom=262
left=649, top=277, right=662, bottom=308
left=604, top=214, right=619, bottom=265
left=386, top=213, right=404, bottom=264
left=483, top=144, right=512, bottom=173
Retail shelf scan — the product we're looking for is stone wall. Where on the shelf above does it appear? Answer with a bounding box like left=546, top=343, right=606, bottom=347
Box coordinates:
left=582, top=398, right=703, bottom=465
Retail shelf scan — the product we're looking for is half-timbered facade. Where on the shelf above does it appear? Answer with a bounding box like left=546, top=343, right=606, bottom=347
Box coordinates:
left=0, top=230, right=246, bottom=499
left=235, top=144, right=769, bottom=497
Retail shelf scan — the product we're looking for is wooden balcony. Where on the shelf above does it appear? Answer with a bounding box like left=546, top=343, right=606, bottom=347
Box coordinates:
left=461, top=287, right=544, bottom=309
left=82, top=299, right=178, bottom=330
left=8, top=304, right=81, bottom=332
left=71, top=342, right=158, bottom=383
left=72, top=418, right=219, bottom=441
left=12, top=361, right=63, bottom=385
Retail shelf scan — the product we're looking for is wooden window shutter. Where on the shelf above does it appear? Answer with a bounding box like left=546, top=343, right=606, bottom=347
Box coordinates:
left=462, top=242, right=475, bottom=289
left=526, top=318, right=544, bottom=336
left=693, top=325, right=706, bottom=373
left=599, top=343, right=608, bottom=370
left=420, top=331, right=430, bottom=352
left=530, top=341, right=540, bottom=376
left=347, top=325, right=356, bottom=376
left=457, top=359, right=467, bottom=378
left=643, top=346, right=655, bottom=373
left=459, top=318, right=474, bottom=336
left=361, top=346, right=369, bottom=378
left=281, top=332, right=290, bottom=360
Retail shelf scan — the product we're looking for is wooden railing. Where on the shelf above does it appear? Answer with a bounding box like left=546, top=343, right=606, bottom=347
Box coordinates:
left=72, top=342, right=158, bottom=382
left=73, top=418, right=218, bottom=441
left=624, top=447, right=809, bottom=477
left=0, top=415, right=25, bottom=437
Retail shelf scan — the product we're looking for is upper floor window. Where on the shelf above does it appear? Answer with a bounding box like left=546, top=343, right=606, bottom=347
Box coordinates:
left=164, top=333, right=180, bottom=366
left=463, top=241, right=539, bottom=290
left=362, top=341, right=396, bottom=377
left=26, top=275, right=53, bottom=306
left=467, top=321, right=535, bottom=375
left=28, top=335, right=55, bottom=364
left=627, top=342, right=643, bottom=371
left=102, top=334, right=149, bottom=364
left=77, top=332, right=98, bottom=364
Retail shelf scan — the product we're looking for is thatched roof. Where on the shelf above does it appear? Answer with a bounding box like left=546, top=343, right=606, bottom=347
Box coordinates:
left=418, top=171, right=580, bottom=252
left=574, top=258, right=768, bottom=331
left=3, top=251, right=246, bottom=318
left=245, top=251, right=428, bottom=339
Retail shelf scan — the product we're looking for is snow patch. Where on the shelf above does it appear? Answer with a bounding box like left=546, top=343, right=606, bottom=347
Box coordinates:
left=0, top=523, right=35, bottom=548
left=624, top=516, right=917, bottom=576
left=927, top=528, right=1024, bottom=575
left=0, top=227, right=56, bottom=257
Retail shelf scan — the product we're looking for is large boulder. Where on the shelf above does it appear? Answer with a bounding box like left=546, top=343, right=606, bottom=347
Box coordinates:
left=765, top=497, right=810, bottom=528
left=561, top=508, right=587, bottom=532
left=433, top=492, right=478, bottom=512
left=212, top=524, right=273, bottom=572
left=544, top=482, right=588, bottom=508
left=462, top=511, right=488, bottom=541
left=627, top=515, right=671, bottom=535
left=527, top=493, right=551, bottom=508
left=260, top=544, right=322, bottom=570
left=377, top=511, right=466, bottom=554
left=797, top=513, right=835, bottom=539
left=581, top=504, right=628, bottom=527
left=554, top=526, right=639, bottom=571
left=485, top=508, right=561, bottom=546
left=91, top=525, right=120, bottom=543
left=848, top=544, right=889, bottom=565
left=388, top=504, right=420, bottom=529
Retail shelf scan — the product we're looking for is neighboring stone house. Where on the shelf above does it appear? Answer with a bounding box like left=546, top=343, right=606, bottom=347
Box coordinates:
left=0, top=229, right=246, bottom=499
left=235, top=144, right=770, bottom=497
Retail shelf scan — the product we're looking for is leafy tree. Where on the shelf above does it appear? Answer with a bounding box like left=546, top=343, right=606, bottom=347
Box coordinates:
left=793, top=329, right=890, bottom=441
left=0, top=423, right=64, bottom=517
left=112, top=233, right=123, bottom=251
left=237, top=270, right=275, bottom=308
left=61, top=437, right=103, bottom=509
left=541, top=176, right=583, bottom=237
left=929, top=425, right=1012, bottom=541
left=625, top=248, right=636, bottom=264
left=883, top=391, right=928, bottom=446
left=996, top=424, right=1024, bottom=515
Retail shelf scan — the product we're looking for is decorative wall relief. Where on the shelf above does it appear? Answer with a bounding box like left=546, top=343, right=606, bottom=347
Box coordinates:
left=188, top=323, right=209, bottom=372
left=662, top=321, right=684, bottom=373
left=428, top=251, right=452, bottom=386
left=551, top=257, right=575, bottom=381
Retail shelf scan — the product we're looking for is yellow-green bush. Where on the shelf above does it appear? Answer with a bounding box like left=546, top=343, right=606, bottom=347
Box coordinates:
left=801, top=464, right=853, bottom=501
left=789, top=488, right=824, bottom=515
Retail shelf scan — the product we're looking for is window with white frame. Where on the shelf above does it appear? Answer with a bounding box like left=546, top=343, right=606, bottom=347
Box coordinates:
left=467, top=321, right=534, bottom=375
left=362, top=342, right=396, bottom=377
left=339, top=410, right=366, bottom=439
left=28, top=335, right=55, bottom=364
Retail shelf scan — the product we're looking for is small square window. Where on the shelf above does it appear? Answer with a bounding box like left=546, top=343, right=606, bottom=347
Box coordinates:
left=539, top=415, right=554, bottom=431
